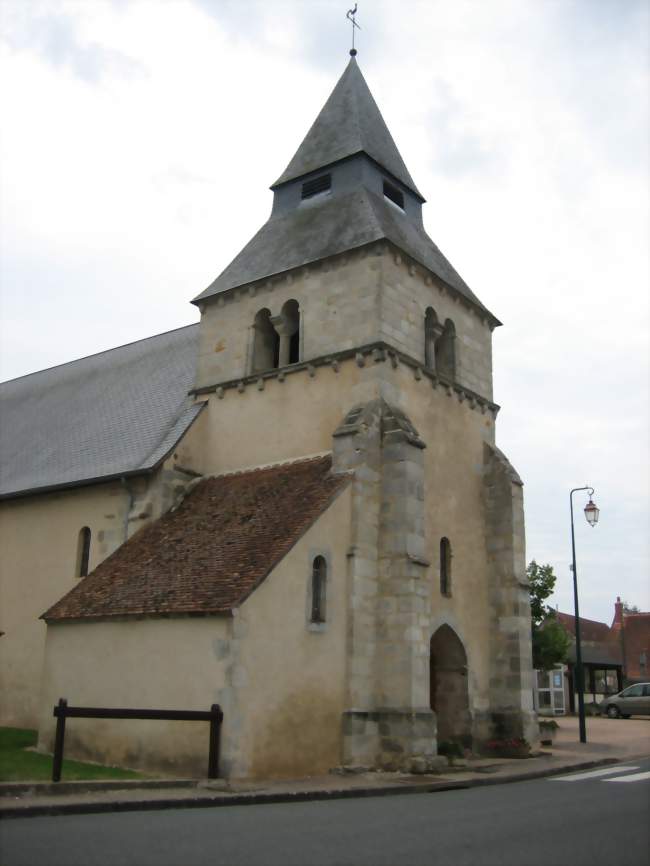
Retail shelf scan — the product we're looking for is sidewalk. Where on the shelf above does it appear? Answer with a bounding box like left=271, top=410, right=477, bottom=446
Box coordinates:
left=2, top=716, right=648, bottom=820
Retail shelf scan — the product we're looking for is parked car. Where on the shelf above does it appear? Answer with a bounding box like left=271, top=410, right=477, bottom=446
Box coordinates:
left=599, top=683, right=650, bottom=718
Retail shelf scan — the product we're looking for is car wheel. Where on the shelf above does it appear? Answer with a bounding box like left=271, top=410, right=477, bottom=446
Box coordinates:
left=622, top=714, right=631, bottom=719
left=606, top=705, right=620, bottom=719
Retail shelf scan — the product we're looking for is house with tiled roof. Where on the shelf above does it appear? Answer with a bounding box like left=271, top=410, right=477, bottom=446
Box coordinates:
left=537, top=598, right=649, bottom=715
left=554, top=607, right=623, bottom=712
left=609, top=598, right=650, bottom=684
left=0, top=54, right=537, bottom=779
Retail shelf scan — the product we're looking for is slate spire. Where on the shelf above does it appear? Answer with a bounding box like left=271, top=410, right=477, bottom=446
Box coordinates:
left=194, top=56, right=498, bottom=324
left=272, top=57, right=423, bottom=200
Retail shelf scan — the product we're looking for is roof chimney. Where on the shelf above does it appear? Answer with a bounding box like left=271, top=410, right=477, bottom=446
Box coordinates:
left=613, top=596, right=624, bottom=628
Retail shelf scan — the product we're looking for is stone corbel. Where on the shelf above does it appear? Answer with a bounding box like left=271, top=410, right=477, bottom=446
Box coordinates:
left=408, top=553, right=430, bottom=568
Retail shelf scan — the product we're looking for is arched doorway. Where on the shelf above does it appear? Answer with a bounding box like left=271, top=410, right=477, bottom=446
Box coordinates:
left=430, top=625, right=471, bottom=746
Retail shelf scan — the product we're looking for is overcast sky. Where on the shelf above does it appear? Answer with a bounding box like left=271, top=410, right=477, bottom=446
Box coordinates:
left=1, top=0, right=648, bottom=624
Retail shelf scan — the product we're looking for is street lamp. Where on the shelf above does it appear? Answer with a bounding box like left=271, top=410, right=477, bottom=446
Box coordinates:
left=584, top=498, right=600, bottom=527
left=570, top=486, right=600, bottom=744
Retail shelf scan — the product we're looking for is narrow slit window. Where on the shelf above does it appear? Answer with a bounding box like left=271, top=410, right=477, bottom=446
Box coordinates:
left=383, top=180, right=404, bottom=210
left=77, top=527, right=91, bottom=578
left=440, top=537, right=452, bottom=597
left=310, top=556, right=327, bottom=623
left=301, top=174, right=331, bottom=199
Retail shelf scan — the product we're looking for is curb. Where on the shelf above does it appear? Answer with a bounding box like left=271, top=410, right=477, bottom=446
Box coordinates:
left=0, top=756, right=636, bottom=820
left=0, top=779, right=196, bottom=797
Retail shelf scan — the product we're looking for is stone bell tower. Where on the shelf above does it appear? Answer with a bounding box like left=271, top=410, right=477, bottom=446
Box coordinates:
left=190, top=54, right=538, bottom=771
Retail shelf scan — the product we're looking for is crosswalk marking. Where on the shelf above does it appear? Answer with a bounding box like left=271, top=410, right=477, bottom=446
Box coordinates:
left=551, top=765, right=639, bottom=782
left=604, top=771, right=650, bottom=783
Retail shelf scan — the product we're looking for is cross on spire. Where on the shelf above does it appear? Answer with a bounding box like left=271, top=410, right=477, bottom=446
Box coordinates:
left=346, top=4, right=360, bottom=56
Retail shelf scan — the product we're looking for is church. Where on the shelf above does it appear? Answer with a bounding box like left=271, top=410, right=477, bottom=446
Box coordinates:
left=0, top=53, right=537, bottom=779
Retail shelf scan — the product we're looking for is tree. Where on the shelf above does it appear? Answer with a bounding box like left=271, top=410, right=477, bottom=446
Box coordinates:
left=527, top=560, right=571, bottom=671
left=621, top=600, right=640, bottom=614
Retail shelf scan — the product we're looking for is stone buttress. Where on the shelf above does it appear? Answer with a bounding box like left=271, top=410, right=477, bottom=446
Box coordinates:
left=333, top=399, right=441, bottom=772
left=483, top=445, right=538, bottom=746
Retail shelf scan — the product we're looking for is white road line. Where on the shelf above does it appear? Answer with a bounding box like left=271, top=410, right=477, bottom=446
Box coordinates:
left=551, top=765, right=639, bottom=781
left=604, top=771, right=650, bottom=783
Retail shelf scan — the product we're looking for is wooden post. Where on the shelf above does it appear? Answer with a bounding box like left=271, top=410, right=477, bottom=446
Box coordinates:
left=52, top=698, right=68, bottom=783
left=207, top=704, right=223, bottom=779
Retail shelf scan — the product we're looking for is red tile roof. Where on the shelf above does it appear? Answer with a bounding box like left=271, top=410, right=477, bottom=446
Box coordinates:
left=556, top=603, right=649, bottom=676
left=556, top=611, right=611, bottom=643
left=43, top=455, right=350, bottom=622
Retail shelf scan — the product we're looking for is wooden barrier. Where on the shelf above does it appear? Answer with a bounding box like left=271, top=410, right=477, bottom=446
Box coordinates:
left=51, top=698, right=223, bottom=782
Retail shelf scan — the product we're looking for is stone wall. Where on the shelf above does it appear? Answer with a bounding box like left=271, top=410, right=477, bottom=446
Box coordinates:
left=0, top=480, right=132, bottom=728
left=194, top=242, right=494, bottom=402
left=182, top=349, right=511, bottom=761
left=226, top=485, right=352, bottom=779
left=378, top=252, right=494, bottom=400
left=0, top=451, right=202, bottom=730
left=194, top=247, right=382, bottom=390
left=18, top=345, right=535, bottom=773
left=39, top=617, right=231, bottom=777
left=38, top=483, right=353, bottom=780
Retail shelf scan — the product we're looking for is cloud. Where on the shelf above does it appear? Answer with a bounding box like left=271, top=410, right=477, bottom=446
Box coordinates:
left=194, top=0, right=358, bottom=70
left=424, top=80, right=506, bottom=179
left=0, top=0, right=144, bottom=82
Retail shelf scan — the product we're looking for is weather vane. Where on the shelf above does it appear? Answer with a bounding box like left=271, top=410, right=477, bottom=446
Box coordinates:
left=346, top=4, right=360, bottom=56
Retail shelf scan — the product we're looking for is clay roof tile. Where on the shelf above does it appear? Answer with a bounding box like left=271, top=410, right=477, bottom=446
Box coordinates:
left=43, top=454, right=350, bottom=622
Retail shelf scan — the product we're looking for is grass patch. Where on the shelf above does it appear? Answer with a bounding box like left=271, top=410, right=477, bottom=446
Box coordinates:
left=0, top=727, right=147, bottom=782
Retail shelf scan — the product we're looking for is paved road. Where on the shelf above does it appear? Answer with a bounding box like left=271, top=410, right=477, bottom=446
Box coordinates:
left=2, top=760, right=649, bottom=866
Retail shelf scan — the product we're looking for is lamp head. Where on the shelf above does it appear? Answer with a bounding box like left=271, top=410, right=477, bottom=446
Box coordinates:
left=584, top=498, right=600, bottom=527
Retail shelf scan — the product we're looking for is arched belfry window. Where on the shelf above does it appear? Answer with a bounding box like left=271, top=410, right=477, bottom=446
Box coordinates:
left=251, top=302, right=300, bottom=373
left=435, top=319, right=456, bottom=380
left=77, top=527, right=91, bottom=578
left=277, top=299, right=300, bottom=366
left=310, top=556, right=327, bottom=623
left=252, top=308, right=280, bottom=373
left=424, top=307, right=440, bottom=370
left=440, top=537, right=452, bottom=597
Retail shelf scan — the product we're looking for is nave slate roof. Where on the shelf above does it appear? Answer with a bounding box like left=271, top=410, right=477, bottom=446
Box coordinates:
left=0, top=324, right=203, bottom=499
left=42, top=455, right=351, bottom=622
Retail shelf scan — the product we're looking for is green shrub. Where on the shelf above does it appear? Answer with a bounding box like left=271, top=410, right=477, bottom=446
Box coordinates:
left=437, top=740, right=464, bottom=759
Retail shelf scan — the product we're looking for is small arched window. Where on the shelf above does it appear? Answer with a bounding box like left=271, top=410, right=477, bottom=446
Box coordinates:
left=440, top=537, right=452, bottom=597
left=424, top=307, right=440, bottom=370
left=310, top=556, right=327, bottom=623
left=77, top=527, right=91, bottom=578
left=435, top=319, right=456, bottom=380
left=251, top=308, right=280, bottom=373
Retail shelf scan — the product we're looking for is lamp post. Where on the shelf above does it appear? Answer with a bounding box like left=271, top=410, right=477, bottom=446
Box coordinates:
left=570, top=486, right=600, bottom=744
